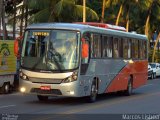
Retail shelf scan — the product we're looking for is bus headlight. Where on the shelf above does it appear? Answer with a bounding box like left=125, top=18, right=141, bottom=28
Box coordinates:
left=62, top=71, right=78, bottom=83
left=19, top=72, right=29, bottom=80
left=20, top=87, right=26, bottom=93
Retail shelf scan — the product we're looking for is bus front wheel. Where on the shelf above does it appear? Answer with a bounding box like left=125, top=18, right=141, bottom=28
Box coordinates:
left=88, top=82, right=98, bottom=103
left=37, top=95, right=48, bottom=101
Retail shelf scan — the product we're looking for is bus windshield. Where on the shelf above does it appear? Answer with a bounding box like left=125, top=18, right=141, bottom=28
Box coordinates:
left=21, top=30, right=80, bottom=71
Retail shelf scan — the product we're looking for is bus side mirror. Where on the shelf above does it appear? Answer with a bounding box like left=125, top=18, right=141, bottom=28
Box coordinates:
left=14, top=36, right=22, bottom=58
left=14, top=40, right=19, bottom=58
left=82, top=42, right=89, bottom=58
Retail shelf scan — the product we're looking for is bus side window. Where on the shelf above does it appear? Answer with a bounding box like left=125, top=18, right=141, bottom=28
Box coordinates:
left=91, top=34, right=101, bottom=58
left=113, top=38, right=119, bottom=58
left=123, top=38, right=131, bottom=59
left=81, top=33, right=90, bottom=64
left=102, top=35, right=113, bottom=58
left=81, top=33, right=90, bottom=75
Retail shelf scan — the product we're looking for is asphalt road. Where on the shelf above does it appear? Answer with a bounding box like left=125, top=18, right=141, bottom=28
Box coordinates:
left=0, top=78, right=160, bottom=120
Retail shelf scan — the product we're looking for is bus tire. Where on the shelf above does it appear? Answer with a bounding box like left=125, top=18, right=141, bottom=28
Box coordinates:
left=125, top=77, right=133, bottom=96
left=37, top=95, right=48, bottom=101
left=1, top=83, right=10, bottom=94
left=88, top=82, right=98, bottom=103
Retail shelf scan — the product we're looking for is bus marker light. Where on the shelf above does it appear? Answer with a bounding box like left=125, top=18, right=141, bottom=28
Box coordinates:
left=129, top=60, right=134, bottom=64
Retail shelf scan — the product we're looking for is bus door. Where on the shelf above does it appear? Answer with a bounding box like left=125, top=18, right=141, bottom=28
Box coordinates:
left=80, top=33, right=90, bottom=75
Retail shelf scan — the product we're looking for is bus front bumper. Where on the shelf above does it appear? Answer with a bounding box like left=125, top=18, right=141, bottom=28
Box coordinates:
left=19, top=79, right=81, bottom=97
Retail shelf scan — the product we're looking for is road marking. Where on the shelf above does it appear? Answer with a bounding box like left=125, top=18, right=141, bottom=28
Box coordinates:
left=142, top=84, right=153, bottom=87
left=0, top=105, right=16, bottom=109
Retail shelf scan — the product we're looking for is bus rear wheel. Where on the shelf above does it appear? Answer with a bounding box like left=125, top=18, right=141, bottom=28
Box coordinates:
left=124, top=77, right=133, bottom=96
left=37, top=95, right=48, bottom=101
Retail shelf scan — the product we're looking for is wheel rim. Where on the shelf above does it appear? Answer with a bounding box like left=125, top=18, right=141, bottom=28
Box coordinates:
left=91, top=84, right=97, bottom=99
left=128, top=82, right=132, bottom=95
left=4, top=84, right=9, bottom=93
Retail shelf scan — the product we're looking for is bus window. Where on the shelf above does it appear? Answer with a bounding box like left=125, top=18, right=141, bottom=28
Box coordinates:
left=81, top=33, right=90, bottom=64
left=81, top=33, right=90, bottom=75
left=123, top=38, right=131, bottom=59
left=113, top=38, right=119, bottom=58
left=91, top=34, right=101, bottom=58
left=102, top=35, right=113, bottom=58
left=143, top=41, right=147, bottom=59
left=132, top=39, right=139, bottom=59
left=139, top=40, right=143, bottom=59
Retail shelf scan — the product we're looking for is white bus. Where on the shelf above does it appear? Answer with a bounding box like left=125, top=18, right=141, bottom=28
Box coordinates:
left=19, top=23, right=148, bottom=102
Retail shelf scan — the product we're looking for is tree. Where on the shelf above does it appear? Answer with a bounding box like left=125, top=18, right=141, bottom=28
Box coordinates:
left=27, top=0, right=99, bottom=23
left=113, top=0, right=139, bottom=32
left=152, top=32, right=160, bottom=62
left=4, top=0, right=23, bottom=39
left=142, top=0, right=160, bottom=38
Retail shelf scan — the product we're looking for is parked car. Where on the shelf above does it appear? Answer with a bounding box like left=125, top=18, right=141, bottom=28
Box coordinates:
left=149, top=63, right=160, bottom=78
left=148, top=64, right=155, bottom=79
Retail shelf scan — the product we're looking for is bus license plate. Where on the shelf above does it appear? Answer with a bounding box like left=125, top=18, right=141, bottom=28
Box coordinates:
left=40, top=86, right=51, bottom=90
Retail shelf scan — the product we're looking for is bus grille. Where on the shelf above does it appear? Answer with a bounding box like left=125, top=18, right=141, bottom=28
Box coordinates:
left=31, top=88, right=62, bottom=95
left=29, top=78, right=63, bottom=84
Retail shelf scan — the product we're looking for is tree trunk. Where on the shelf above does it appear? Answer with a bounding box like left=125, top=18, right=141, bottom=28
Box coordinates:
left=24, top=0, right=28, bottom=28
left=145, top=14, right=150, bottom=38
left=2, top=0, right=7, bottom=40
left=115, top=4, right=123, bottom=26
left=101, top=0, right=106, bottom=23
left=83, top=0, right=86, bottom=23
left=0, top=0, right=2, bottom=33
left=126, top=19, right=129, bottom=32
left=125, top=4, right=131, bottom=32
left=13, top=0, right=16, bottom=39
left=20, top=1, right=24, bottom=36
left=152, top=32, right=160, bottom=62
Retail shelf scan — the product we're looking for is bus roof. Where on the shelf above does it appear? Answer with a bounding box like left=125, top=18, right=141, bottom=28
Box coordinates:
left=74, top=22, right=126, bottom=31
left=26, top=23, right=147, bottom=40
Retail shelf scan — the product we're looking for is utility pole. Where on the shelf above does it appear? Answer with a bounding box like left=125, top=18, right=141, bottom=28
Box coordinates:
left=83, top=0, right=86, bottom=23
